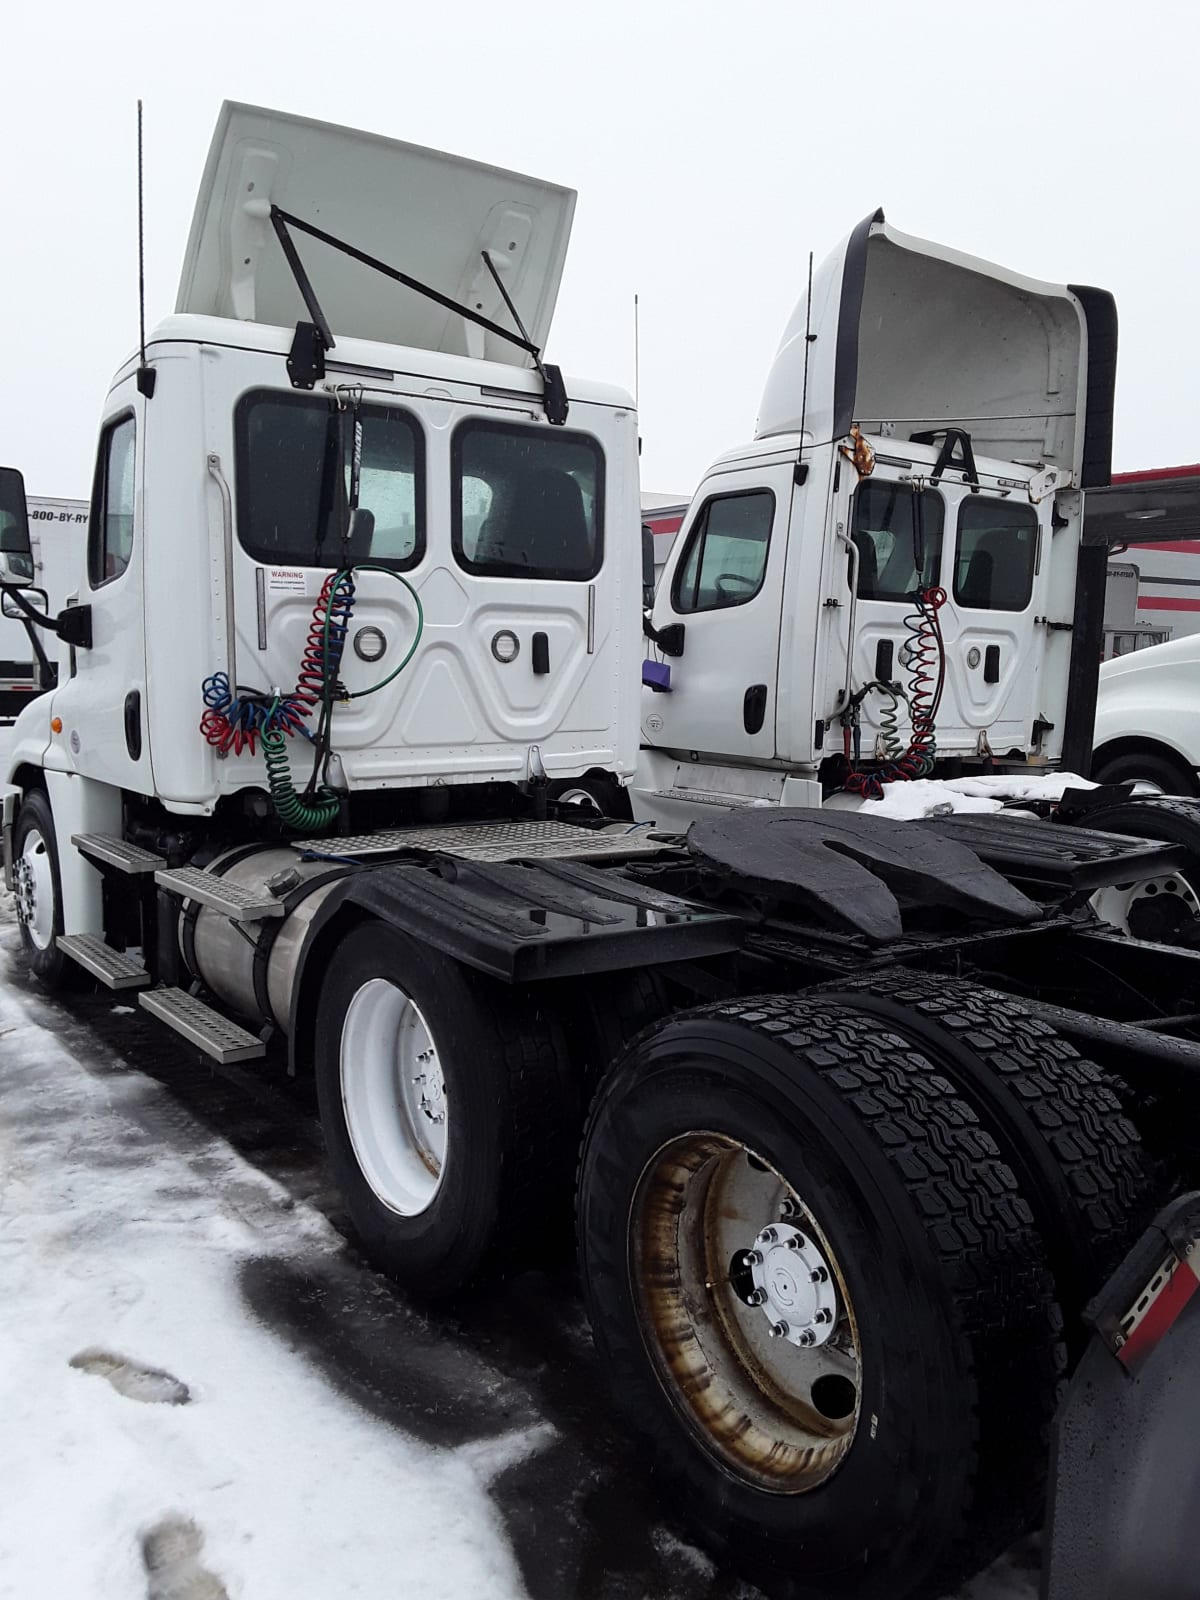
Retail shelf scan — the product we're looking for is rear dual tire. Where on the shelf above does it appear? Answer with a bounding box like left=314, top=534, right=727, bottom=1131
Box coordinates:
left=578, top=996, right=1065, bottom=1600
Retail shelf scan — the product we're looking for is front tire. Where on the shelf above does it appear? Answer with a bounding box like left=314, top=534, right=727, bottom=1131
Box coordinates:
left=1091, top=748, right=1198, bottom=797
left=12, top=788, right=77, bottom=989
left=578, top=995, right=1064, bottom=1600
left=314, top=921, right=570, bottom=1296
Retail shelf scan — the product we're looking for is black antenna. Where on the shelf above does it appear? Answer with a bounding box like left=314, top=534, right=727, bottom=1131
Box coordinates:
left=136, top=100, right=156, bottom=398
left=634, top=292, right=640, bottom=411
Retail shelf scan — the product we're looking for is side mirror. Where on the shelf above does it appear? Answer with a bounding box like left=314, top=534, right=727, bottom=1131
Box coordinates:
left=641, top=523, right=656, bottom=608
left=1, top=586, right=47, bottom=620
left=0, top=466, right=35, bottom=587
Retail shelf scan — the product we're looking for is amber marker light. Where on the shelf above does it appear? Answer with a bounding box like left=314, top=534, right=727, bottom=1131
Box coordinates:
left=50, top=717, right=63, bottom=734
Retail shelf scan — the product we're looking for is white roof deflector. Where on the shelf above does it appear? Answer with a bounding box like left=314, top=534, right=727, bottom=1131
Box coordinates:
left=177, top=103, right=576, bottom=368
left=757, top=211, right=1116, bottom=487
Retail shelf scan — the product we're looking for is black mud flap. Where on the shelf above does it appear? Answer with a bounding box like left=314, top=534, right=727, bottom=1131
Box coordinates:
left=1042, top=1192, right=1200, bottom=1600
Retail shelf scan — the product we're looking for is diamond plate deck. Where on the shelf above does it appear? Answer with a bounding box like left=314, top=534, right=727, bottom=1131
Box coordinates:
left=138, top=987, right=266, bottom=1063
left=291, top=819, right=670, bottom=863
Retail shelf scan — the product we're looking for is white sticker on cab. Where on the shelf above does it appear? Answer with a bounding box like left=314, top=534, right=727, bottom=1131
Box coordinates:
left=268, top=568, right=308, bottom=594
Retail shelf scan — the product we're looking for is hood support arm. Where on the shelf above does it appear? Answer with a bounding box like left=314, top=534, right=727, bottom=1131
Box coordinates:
left=269, top=207, right=568, bottom=422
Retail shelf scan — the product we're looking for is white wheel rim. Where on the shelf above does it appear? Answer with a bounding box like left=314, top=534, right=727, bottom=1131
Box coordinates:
left=15, top=826, right=55, bottom=951
left=556, top=786, right=600, bottom=810
left=339, top=978, right=448, bottom=1216
left=1092, top=873, right=1200, bottom=938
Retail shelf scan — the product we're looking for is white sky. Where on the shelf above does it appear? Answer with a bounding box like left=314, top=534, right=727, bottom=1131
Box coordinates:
left=4, top=0, right=1197, bottom=499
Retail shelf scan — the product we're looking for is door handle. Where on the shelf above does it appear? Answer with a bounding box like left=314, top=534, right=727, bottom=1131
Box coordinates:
left=984, top=645, right=1001, bottom=684
left=532, top=632, right=550, bottom=675
left=743, top=684, right=767, bottom=735
left=124, top=689, right=142, bottom=760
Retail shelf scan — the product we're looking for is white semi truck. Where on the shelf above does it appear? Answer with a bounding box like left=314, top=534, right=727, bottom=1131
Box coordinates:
left=3, top=105, right=1200, bottom=1600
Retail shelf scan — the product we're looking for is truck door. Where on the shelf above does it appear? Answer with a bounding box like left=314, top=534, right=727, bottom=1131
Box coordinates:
left=937, top=495, right=1051, bottom=753
left=58, top=385, right=152, bottom=791
left=644, top=465, right=795, bottom=760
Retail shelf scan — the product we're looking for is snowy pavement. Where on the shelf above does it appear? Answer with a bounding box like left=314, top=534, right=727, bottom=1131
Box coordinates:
left=0, top=888, right=1036, bottom=1599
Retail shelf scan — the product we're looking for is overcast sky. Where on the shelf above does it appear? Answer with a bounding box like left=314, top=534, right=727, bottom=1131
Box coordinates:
left=5, top=0, right=1197, bottom=500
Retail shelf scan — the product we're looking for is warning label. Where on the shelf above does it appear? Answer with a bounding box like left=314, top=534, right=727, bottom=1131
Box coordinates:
left=267, top=568, right=308, bottom=594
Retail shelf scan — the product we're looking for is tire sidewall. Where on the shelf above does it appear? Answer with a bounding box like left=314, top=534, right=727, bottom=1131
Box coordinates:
left=13, top=789, right=70, bottom=986
left=315, top=922, right=516, bottom=1292
left=1092, top=753, right=1198, bottom=798
left=579, top=1017, right=980, bottom=1596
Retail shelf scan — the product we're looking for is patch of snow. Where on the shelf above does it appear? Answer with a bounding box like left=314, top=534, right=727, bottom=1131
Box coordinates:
left=858, top=771, right=1097, bottom=821
left=0, top=919, right=532, bottom=1600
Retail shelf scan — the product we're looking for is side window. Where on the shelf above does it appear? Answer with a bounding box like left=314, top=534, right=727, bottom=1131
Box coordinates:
left=235, top=391, right=424, bottom=569
left=955, top=499, right=1039, bottom=611
left=88, top=415, right=136, bottom=588
left=452, top=421, right=603, bottom=580
left=851, top=482, right=944, bottom=600
left=673, top=490, right=774, bottom=613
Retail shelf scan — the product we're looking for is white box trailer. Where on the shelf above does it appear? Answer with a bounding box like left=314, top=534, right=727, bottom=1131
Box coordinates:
left=0, top=494, right=86, bottom=719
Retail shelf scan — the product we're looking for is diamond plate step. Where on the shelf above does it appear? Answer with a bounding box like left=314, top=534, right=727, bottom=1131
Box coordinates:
left=72, top=833, right=165, bottom=874
left=138, top=987, right=266, bottom=1063
left=154, top=866, right=285, bottom=921
left=290, top=819, right=668, bottom=863
left=56, top=934, right=150, bottom=990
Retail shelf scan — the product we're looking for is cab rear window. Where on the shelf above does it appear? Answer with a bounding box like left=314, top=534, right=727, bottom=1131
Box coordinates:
left=235, top=391, right=424, bottom=569
left=954, top=500, right=1039, bottom=611
left=452, top=421, right=603, bottom=581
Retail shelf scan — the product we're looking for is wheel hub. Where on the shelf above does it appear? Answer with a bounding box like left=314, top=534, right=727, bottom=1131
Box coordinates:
left=12, top=854, right=35, bottom=926
left=739, top=1220, right=839, bottom=1348
left=411, top=1047, right=446, bottom=1125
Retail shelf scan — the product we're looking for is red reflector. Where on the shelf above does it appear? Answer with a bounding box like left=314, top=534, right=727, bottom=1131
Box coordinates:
left=1119, top=1256, right=1200, bottom=1368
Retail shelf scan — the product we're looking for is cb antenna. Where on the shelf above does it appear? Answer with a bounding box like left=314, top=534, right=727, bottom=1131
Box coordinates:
left=634, top=292, right=640, bottom=411
left=136, top=100, right=156, bottom=398
left=795, top=250, right=814, bottom=481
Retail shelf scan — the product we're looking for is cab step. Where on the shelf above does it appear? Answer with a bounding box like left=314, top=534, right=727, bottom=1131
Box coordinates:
left=138, top=987, right=266, bottom=1063
left=153, top=866, right=285, bottom=922
left=56, top=934, right=151, bottom=990
left=71, top=833, right=165, bottom=874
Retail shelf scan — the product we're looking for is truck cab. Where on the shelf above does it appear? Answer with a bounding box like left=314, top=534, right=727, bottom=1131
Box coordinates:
left=3, top=104, right=640, bottom=939
left=632, top=211, right=1114, bottom=829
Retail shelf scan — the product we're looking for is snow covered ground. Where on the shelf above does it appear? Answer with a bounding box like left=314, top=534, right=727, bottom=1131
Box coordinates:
left=0, top=880, right=1036, bottom=1600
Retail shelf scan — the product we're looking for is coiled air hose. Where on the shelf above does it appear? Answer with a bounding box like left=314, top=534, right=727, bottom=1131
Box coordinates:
left=843, top=585, right=947, bottom=801
left=198, top=563, right=424, bottom=833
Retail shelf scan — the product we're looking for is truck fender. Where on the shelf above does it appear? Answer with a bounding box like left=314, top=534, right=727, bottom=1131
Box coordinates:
left=1041, top=1191, right=1200, bottom=1600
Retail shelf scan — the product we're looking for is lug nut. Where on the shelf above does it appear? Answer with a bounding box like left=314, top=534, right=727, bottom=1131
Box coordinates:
left=779, top=1197, right=798, bottom=1218
left=759, top=1226, right=779, bottom=1245
left=809, top=1266, right=829, bottom=1283
left=747, top=1288, right=768, bottom=1306
left=792, top=1234, right=808, bottom=1251
left=769, top=1321, right=789, bottom=1339
left=814, top=1308, right=833, bottom=1324
left=797, top=1329, right=817, bottom=1347
left=743, top=1249, right=763, bottom=1267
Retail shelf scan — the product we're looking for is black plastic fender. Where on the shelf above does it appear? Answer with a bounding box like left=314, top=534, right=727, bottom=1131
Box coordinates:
left=1042, top=1191, right=1200, bottom=1600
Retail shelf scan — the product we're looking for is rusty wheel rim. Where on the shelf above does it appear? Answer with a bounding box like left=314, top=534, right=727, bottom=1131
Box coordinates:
left=632, top=1132, right=862, bottom=1493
